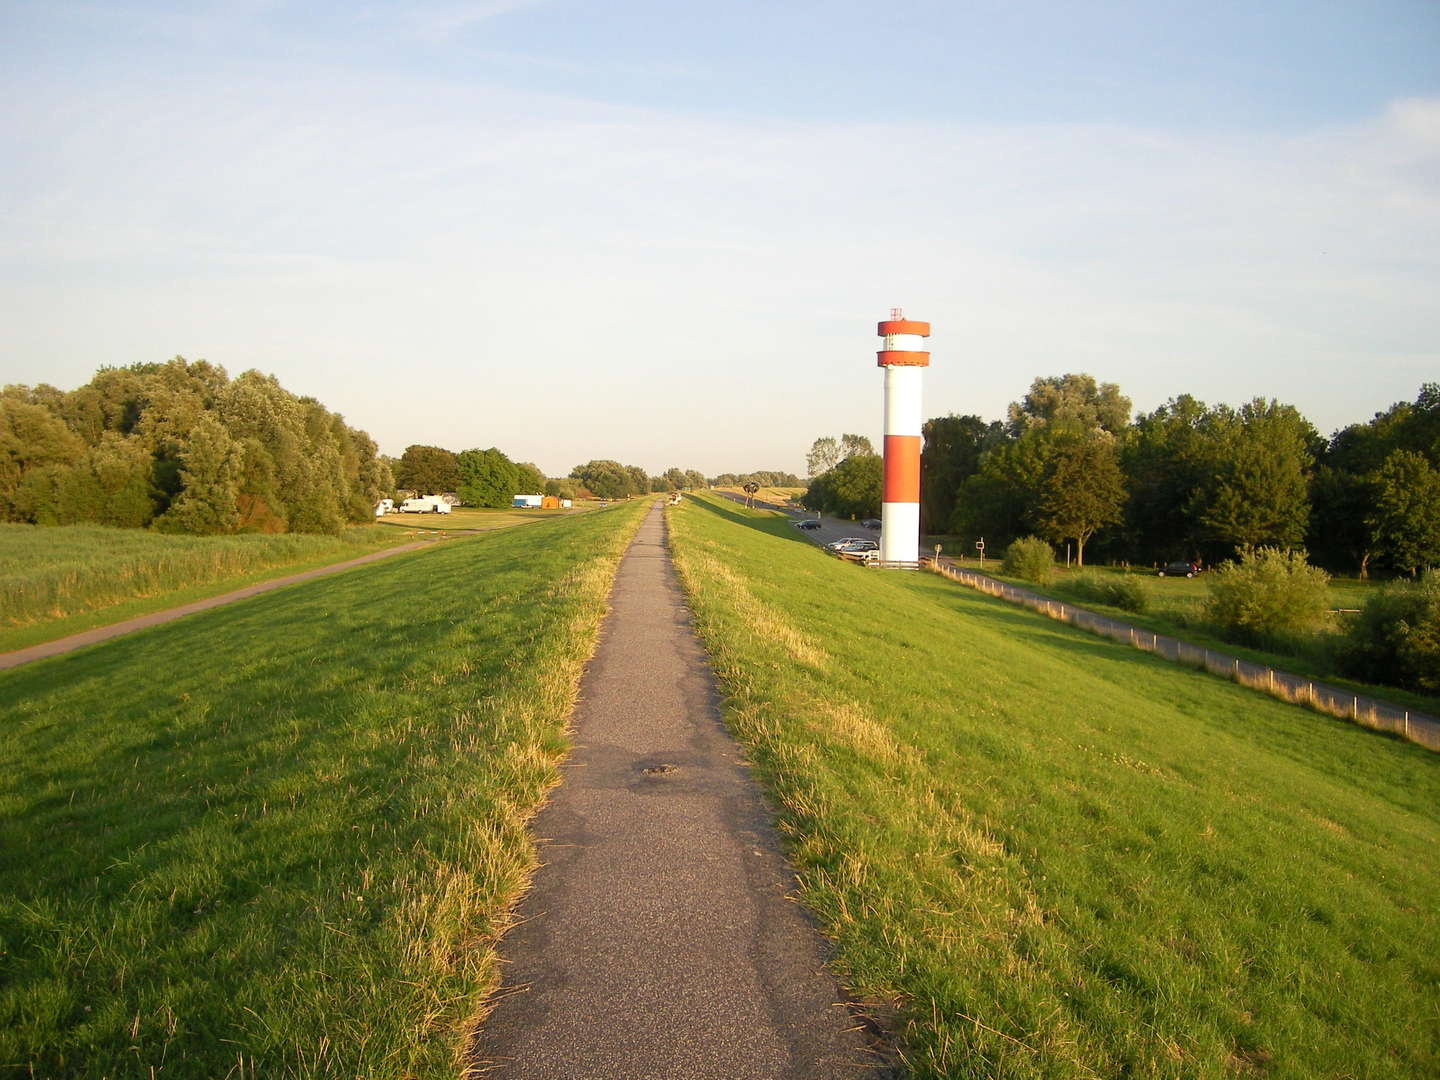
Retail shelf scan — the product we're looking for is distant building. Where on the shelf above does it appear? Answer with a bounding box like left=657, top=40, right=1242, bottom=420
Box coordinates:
left=513, top=494, right=544, bottom=509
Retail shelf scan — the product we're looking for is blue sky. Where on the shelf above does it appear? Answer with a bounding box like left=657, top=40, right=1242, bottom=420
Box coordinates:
left=2, top=1, right=1438, bottom=476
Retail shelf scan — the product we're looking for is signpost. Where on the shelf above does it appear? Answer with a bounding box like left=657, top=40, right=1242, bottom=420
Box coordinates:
left=976, top=537, right=985, bottom=566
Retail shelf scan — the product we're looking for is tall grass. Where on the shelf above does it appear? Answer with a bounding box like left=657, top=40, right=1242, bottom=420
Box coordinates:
left=0, top=523, right=399, bottom=627
left=669, top=494, right=1440, bottom=1079
left=0, top=502, right=647, bottom=1076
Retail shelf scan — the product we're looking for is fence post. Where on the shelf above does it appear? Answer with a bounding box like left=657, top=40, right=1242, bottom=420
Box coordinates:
left=1405, top=712, right=1410, bottom=738
left=1233, top=658, right=1239, bottom=681
left=1268, top=669, right=1274, bottom=693
left=1353, top=697, right=1358, bottom=720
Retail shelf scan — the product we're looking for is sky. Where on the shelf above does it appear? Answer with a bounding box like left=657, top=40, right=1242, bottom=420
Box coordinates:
left=2, top=1, right=1438, bottom=478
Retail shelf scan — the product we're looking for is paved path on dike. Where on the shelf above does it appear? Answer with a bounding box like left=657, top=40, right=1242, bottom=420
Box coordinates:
left=474, top=502, right=879, bottom=1079
left=0, top=538, right=435, bottom=672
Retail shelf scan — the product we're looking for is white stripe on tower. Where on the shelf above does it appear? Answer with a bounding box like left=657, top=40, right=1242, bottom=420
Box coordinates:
left=876, top=309, right=931, bottom=566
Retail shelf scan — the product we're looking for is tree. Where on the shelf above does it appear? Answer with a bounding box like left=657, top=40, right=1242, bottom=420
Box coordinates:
left=1120, top=395, right=1213, bottom=561
left=1368, top=451, right=1440, bottom=577
left=514, top=461, right=546, bottom=496
left=949, top=425, right=1054, bottom=546
left=684, top=469, right=706, bottom=490
left=1008, top=374, right=1131, bottom=436
left=803, top=454, right=881, bottom=519
left=920, top=414, right=1001, bottom=534
left=395, top=444, right=460, bottom=495
left=58, top=434, right=159, bottom=528
left=806, top=437, right=840, bottom=477
left=154, top=416, right=242, bottom=534
left=0, top=399, right=84, bottom=519
left=1194, top=399, right=1314, bottom=555
left=1308, top=465, right=1377, bottom=577
left=458, top=447, right=521, bottom=509
left=662, top=467, right=687, bottom=491
left=1036, top=429, right=1125, bottom=566
left=623, top=465, right=649, bottom=497
left=570, top=460, right=636, bottom=500
left=839, top=433, right=874, bottom=458
left=544, top=477, right=579, bottom=499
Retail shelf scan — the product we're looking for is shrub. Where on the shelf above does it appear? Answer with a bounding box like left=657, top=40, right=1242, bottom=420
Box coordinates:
left=1059, top=570, right=1149, bottom=613
left=1340, top=572, right=1440, bottom=694
left=1002, top=536, right=1056, bottom=585
left=1205, top=546, right=1330, bottom=645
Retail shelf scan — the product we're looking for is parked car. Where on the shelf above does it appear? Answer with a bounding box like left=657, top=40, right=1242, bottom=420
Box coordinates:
left=825, top=537, right=868, bottom=551
left=860, top=518, right=881, bottom=529
left=1156, top=560, right=1201, bottom=578
left=833, top=539, right=878, bottom=554
left=794, top=519, right=822, bottom=530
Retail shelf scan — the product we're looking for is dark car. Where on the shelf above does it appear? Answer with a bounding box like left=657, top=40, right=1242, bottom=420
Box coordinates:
left=794, top=519, right=822, bottom=530
left=1156, top=560, right=1201, bottom=578
left=860, top=518, right=881, bottom=529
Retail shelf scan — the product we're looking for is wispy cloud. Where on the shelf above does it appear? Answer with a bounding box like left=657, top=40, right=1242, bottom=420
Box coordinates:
left=1, top=61, right=1436, bottom=470
left=354, top=0, right=549, bottom=44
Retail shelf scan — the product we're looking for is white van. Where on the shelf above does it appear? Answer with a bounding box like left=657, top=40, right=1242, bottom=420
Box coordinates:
left=400, top=496, right=451, bottom=514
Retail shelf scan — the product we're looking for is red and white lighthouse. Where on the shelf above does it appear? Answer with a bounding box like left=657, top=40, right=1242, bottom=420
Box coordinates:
left=877, top=308, right=930, bottom=566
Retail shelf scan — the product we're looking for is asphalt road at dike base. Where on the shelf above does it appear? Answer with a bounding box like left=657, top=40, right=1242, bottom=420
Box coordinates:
left=474, top=502, right=881, bottom=1079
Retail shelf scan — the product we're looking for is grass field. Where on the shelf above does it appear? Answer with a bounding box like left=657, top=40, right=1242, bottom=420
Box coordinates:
left=0, top=500, right=647, bottom=1077
left=669, top=494, right=1440, bottom=1079
left=0, top=523, right=411, bottom=643
left=938, top=557, right=1440, bottom=717
left=713, top=485, right=804, bottom=505
left=375, top=505, right=594, bottom=533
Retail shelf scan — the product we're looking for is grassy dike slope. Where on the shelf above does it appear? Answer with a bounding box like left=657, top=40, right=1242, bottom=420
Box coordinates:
left=0, top=502, right=646, bottom=1077
left=668, top=495, right=1440, bottom=1080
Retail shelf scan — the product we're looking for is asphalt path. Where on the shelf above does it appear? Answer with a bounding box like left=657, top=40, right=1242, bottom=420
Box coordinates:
left=473, top=501, right=880, bottom=1079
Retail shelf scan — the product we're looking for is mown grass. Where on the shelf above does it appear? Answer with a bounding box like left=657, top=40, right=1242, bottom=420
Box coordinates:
left=376, top=505, right=596, bottom=533
left=0, top=500, right=647, bottom=1077
left=669, top=494, right=1440, bottom=1080
left=946, top=559, right=1440, bottom=717
left=713, top=485, right=804, bottom=505
left=0, top=523, right=409, bottom=633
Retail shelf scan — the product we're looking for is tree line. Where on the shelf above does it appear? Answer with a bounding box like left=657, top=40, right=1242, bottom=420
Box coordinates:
left=1, top=359, right=391, bottom=535
left=804, top=374, right=1440, bottom=576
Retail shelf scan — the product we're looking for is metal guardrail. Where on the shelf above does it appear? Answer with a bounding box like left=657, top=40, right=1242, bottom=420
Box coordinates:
left=924, top=557, right=1440, bottom=752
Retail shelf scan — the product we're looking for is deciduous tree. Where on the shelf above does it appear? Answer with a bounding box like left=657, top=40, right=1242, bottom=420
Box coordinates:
left=1036, top=429, right=1124, bottom=566
left=395, top=444, right=460, bottom=495
left=1008, top=373, right=1131, bottom=435
left=458, top=447, right=521, bottom=508
left=155, top=416, right=242, bottom=535
left=1368, top=450, right=1440, bottom=577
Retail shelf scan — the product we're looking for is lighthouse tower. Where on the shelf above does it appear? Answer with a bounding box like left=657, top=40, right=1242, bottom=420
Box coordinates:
left=877, top=309, right=930, bottom=566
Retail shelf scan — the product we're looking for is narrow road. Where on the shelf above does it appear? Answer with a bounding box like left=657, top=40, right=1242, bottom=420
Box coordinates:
left=0, top=538, right=433, bottom=672
left=473, top=502, right=878, bottom=1079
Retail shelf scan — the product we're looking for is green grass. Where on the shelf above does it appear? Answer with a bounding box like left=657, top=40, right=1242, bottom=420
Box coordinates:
left=713, top=485, right=804, bottom=505
left=942, top=558, right=1440, bottom=717
left=0, top=500, right=647, bottom=1077
left=0, top=523, right=410, bottom=635
left=670, top=494, right=1440, bottom=1079
left=376, top=505, right=596, bottom=533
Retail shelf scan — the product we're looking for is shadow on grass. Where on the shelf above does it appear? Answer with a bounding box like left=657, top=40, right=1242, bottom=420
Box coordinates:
left=686, top=494, right=813, bottom=546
